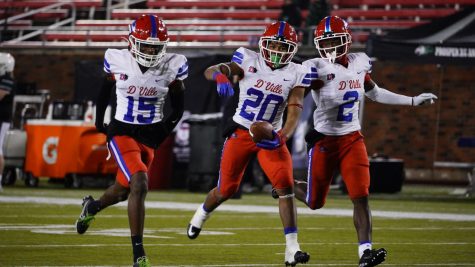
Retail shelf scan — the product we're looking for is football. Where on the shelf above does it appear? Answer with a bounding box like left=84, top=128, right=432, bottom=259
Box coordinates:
left=249, top=121, right=274, bottom=143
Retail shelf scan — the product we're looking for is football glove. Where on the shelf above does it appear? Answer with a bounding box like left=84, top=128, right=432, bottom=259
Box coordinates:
left=412, top=93, right=437, bottom=106
left=213, top=71, right=234, bottom=97
left=256, top=130, right=286, bottom=150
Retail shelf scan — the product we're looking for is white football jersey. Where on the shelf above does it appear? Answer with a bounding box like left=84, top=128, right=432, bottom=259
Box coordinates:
left=103, top=49, right=188, bottom=125
left=231, top=47, right=312, bottom=130
left=303, top=53, right=372, bottom=135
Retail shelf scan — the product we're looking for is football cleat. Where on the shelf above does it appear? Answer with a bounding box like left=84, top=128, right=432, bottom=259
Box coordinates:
left=187, top=204, right=210, bottom=239
left=75, top=195, right=95, bottom=234
left=359, top=248, right=387, bottom=267
left=187, top=224, right=201, bottom=239
left=133, top=256, right=151, bottom=267
left=285, top=249, right=310, bottom=266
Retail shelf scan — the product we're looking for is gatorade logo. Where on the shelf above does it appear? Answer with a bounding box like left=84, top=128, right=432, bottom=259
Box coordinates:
left=42, top=136, right=59, bottom=165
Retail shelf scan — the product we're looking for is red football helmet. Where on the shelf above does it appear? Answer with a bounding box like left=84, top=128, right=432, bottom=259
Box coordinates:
left=259, top=21, right=298, bottom=68
left=314, top=16, right=352, bottom=63
left=128, top=14, right=169, bottom=67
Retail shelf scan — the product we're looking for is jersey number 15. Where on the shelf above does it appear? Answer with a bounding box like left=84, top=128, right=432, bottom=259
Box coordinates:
left=123, top=96, right=158, bottom=123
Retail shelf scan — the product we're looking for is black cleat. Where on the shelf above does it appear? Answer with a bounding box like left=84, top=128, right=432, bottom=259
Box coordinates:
left=75, top=195, right=95, bottom=234
left=187, top=223, right=201, bottom=239
left=285, top=250, right=310, bottom=266
left=359, top=248, right=387, bottom=267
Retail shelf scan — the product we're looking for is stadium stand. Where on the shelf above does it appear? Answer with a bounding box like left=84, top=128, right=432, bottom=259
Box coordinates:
left=0, top=0, right=474, bottom=48
left=146, top=0, right=284, bottom=9
left=0, top=0, right=102, bottom=9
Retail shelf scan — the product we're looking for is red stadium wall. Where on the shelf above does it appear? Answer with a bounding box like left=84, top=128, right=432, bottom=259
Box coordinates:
left=10, top=52, right=475, bottom=183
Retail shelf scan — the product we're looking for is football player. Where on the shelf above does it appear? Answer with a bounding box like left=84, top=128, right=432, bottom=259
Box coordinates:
left=0, top=52, right=15, bottom=192
left=186, top=21, right=311, bottom=266
left=297, top=16, right=437, bottom=267
left=75, top=14, right=187, bottom=267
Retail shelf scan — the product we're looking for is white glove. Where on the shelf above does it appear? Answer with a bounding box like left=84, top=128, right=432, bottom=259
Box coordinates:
left=412, top=93, right=437, bottom=106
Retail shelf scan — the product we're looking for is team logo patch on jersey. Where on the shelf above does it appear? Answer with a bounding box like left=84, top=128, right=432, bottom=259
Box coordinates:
left=248, top=66, right=257, bottom=73
left=119, top=74, right=128, bottom=81
left=326, top=73, right=335, bottom=81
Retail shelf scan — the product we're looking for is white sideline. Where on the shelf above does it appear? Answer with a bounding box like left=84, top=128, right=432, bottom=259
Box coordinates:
left=18, top=264, right=475, bottom=267
left=0, top=196, right=475, bottom=221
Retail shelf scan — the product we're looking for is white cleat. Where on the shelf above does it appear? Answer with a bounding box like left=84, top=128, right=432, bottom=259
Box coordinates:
left=187, top=204, right=210, bottom=240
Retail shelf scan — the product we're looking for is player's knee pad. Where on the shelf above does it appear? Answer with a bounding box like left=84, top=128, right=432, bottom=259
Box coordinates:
left=274, top=187, right=294, bottom=199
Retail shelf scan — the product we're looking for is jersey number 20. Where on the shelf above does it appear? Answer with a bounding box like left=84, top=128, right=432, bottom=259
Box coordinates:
left=239, top=88, right=284, bottom=122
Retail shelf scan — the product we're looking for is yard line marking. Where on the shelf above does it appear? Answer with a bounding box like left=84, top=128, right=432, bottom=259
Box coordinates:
left=1, top=196, right=475, bottom=221
left=12, top=264, right=475, bottom=267
left=1, top=242, right=474, bottom=248
left=1, top=222, right=475, bottom=231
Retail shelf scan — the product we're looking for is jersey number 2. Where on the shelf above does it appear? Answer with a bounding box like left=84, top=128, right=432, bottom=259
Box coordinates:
left=239, top=88, right=284, bottom=122
left=337, top=91, right=359, bottom=122
left=123, top=96, right=157, bottom=123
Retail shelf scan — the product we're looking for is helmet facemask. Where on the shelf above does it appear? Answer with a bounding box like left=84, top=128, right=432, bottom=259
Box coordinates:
left=129, top=35, right=168, bottom=68
left=314, top=33, right=351, bottom=63
left=259, top=37, right=297, bottom=69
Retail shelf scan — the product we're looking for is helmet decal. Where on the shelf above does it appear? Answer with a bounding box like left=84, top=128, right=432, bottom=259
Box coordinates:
left=325, top=16, right=331, bottom=33
left=277, top=21, right=285, bottom=37
left=149, top=14, right=157, bottom=38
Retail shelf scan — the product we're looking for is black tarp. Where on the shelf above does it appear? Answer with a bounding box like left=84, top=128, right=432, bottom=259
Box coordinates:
left=366, top=6, right=475, bottom=64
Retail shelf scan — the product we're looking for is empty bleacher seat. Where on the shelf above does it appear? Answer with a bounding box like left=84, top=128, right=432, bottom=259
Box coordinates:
left=111, top=9, right=280, bottom=20
left=146, top=0, right=284, bottom=9
left=331, top=8, right=456, bottom=19
left=0, top=9, right=69, bottom=20
left=76, top=19, right=271, bottom=28
left=42, top=30, right=261, bottom=43
left=0, top=0, right=102, bottom=9
left=334, top=0, right=474, bottom=8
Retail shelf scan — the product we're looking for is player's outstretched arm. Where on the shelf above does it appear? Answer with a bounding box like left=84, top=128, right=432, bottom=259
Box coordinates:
left=95, top=74, right=115, bottom=134
left=364, top=77, right=437, bottom=106
left=204, top=62, right=243, bottom=97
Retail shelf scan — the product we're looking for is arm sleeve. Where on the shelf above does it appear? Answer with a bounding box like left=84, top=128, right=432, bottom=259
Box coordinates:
left=0, top=76, right=14, bottom=93
left=365, top=84, right=412, bottom=105
left=95, top=75, right=115, bottom=127
left=163, top=80, right=185, bottom=132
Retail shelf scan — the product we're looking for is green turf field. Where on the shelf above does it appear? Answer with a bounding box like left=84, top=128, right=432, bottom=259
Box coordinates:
left=0, top=182, right=474, bottom=266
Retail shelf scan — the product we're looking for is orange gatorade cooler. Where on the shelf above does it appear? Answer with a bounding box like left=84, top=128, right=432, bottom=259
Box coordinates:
left=24, top=119, right=117, bottom=181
